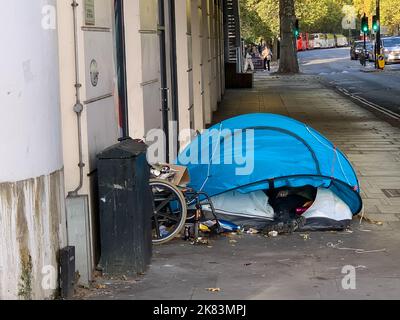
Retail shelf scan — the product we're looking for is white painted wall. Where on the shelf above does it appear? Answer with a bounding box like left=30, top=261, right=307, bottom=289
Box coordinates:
left=175, top=0, right=193, bottom=148
left=83, top=7, right=119, bottom=170
left=201, top=0, right=212, bottom=125
left=58, top=0, right=119, bottom=195
left=125, top=0, right=162, bottom=140
left=191, top=0, right=205, bottom=131
left=0, top=0, right=63, bottom=183
left=0, top=0, right=67, bottom=300
left=57, top=0, right=119, bottom=285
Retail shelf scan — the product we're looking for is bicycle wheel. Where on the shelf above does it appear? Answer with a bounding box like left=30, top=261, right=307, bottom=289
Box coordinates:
left=150, top=179, right=187, bottom=245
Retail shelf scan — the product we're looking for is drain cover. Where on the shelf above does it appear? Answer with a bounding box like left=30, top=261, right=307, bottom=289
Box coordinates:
left=382, top=189, right=400, bottom=198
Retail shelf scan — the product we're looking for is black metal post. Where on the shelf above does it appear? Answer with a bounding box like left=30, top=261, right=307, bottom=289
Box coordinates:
left=376, top=0, right=381, bottom=68
left=363, top=13, right=367, bottom=52
left=167, top=0, right=180, bottom=153
left=158, top=0, right=170, bottom=161
left=115, top=0, right=129, bottom=139
left=364, top=32, right=366, bottom=51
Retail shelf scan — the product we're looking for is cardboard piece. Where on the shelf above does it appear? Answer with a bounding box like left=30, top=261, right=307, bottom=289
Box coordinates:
left=158, top=163, right=191, bottom=187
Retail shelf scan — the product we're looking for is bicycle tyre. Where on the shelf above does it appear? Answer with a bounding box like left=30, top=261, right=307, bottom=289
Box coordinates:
left=150, top=179, right=187, bottom=245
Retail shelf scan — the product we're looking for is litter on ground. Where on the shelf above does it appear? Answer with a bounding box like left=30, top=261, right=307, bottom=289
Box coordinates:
left=327, top=241, right=387, bottom=254
left=206, top=288, right=221, bottom=293
left=300, top=233, right=311, bottom=241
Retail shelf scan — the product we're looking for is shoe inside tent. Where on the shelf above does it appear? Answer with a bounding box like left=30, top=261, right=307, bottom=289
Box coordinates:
left=177, top=114, right=363, bottom=231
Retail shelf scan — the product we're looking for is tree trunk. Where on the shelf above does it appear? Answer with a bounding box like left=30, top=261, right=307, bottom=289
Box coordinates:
left=278, top=0, right=299, bottom=74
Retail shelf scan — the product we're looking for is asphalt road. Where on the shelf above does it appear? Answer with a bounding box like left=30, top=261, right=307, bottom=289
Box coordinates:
left=299, top=47, right=400, bottom=117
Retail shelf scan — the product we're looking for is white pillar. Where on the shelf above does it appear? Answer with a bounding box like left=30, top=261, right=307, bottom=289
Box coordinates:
left=175, top=0, right=194, bottom=148
left=0, top=0, right=66, bottom=299
left=124, top=0, right=162, bottom=139
left=191, top=0, right=205, bottom=131
left=202, top=0, right=212, bottom=125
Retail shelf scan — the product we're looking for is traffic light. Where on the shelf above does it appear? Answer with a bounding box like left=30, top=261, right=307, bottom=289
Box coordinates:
left=372, top=15, right=379, bottom=32
left=361, top=14, right=369, bottom=34
left=294, top=19, right=300, bottom=38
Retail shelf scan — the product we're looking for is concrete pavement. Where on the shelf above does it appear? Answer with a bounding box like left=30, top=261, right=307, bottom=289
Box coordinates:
left=80, top=73, right=400, bottom=300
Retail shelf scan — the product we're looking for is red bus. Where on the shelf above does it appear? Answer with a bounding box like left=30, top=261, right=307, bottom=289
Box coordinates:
left=297, top=33, right=308, bottom=51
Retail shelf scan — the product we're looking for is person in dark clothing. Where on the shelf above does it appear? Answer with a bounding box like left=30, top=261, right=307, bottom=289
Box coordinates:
left=262, top=186, right=317, bottom=234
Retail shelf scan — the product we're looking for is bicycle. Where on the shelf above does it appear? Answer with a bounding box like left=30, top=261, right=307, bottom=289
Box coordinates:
left=150, top=178, right=220, bottom=245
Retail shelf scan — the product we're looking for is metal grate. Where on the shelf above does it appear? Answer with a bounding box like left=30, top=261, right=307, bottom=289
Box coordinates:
left=382, top=189, right=400, bottom=198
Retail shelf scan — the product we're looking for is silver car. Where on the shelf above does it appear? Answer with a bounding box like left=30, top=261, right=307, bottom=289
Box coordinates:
left=382, top=37, right=400, bottom=64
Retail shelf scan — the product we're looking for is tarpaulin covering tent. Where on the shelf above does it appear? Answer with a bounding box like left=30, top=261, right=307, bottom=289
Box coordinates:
left=177, top=114, right=363, bottom=221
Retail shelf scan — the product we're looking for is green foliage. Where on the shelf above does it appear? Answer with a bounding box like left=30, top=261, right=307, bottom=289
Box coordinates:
left=353, top=0, right=400, bottom=34
left=239, top=0, right=368, bottom=43
left=240, top=0, right=279, bottom=43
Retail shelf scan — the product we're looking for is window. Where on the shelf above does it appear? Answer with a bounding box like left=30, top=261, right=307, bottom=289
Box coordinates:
left=383, top=38, right=400, bottom=47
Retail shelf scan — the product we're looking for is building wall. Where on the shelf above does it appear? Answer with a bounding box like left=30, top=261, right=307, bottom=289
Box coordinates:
left=124, top=0, right=225, bottom=146
left=0, top=0, right=67, bottom=299
left=58, top=0, right=119, bottom=196
left=175, top=0, right=194, bottom=147
left=124, top=0, right=162, bottom=140
left=191, top=0, right=206, bottom=131
left=57, top=0, right=119, bottom=285
left=0, top=0, right=226, bottom=299
left=185, top=0, right=225, bottom=133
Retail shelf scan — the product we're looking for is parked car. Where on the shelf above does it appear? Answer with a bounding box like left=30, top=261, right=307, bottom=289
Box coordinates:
left=312, top=33, right=328, bottom=49
left=366, top=43, right=376, bottom=62
left=335, top=34, right=349, bottom=47
left=326, top=33, right=336, bottom=48
left=382, top=37, right=400, bottom=64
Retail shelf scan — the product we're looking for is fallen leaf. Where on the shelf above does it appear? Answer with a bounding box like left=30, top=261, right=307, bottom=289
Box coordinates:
left=355, top=214, right=384, bottom=226
left=96, top=284, right=106, bottom=290
left=300, top=233, right=310, bottom=240
left=247, top=228, right=259, bottom=235
left=206, top=288, right=221, bottom=293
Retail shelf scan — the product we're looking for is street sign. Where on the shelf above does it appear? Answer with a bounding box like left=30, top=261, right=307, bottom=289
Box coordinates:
left=342, top=5, right=356, bottom=30
left=342, top=18, right=356, bottom=30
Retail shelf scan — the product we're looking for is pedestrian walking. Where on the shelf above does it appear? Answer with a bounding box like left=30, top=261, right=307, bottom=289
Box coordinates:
left=262, top=45, right=273, bottom=71
left=243, top=48, right=254, bottom=73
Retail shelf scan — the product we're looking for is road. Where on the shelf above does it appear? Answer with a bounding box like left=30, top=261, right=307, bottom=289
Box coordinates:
left=299, top=47, right=400, bottom=118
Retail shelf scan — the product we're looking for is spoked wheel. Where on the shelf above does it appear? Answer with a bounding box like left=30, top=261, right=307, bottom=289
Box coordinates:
left=150, top=179, right=187, bottom=245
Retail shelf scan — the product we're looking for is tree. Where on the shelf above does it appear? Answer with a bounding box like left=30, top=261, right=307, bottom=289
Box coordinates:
left=240, top=0, right=273, bottom=43
left=278, top=0, right=300, bottom=73
left=240, top=0, right=351, bottom=45
left=353, top=0, right=400, bottom=35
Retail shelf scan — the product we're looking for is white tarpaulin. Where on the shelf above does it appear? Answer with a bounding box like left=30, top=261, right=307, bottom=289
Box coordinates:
left=303, top=187, right=353, bottom=221
left=203, top=190, right=275, bottom=228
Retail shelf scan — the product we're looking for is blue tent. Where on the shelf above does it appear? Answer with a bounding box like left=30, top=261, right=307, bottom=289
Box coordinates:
left=177, top=114, right=362, bottom=215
